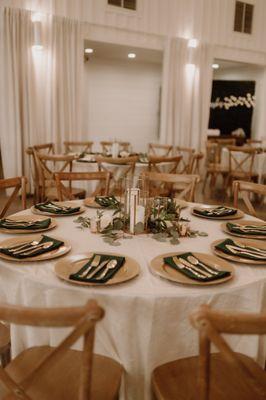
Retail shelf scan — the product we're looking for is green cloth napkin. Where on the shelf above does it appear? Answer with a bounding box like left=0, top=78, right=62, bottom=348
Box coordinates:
left=95, top=196, right=120, bottom=208
left=215, top=238, right=266, bottom=261
left=226, top=222, right=266, bottom=237
left=194, top=206, right=237, bottom=218
left=164, top=252, right=231, bottom=282
left=35, top=201, right=80, bottom=215
left=0, top=218, right=51, bottom=230
left=0, top=235, right=64, bottom=259
left=70, top=253, right=125, bottom=284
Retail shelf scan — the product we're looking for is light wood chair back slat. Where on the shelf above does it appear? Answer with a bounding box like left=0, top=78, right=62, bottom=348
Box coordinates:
left=0, top=301, right=104, bottom=400
left=148, top=155, right=182, bottom=174
left=55, top=171, right=111, bottom=200
left=190, top=305, right=266, bottom=400
left=228, top=146, right=257, bottom=177
left=233, top=180, right=266, bottom=218
left=63, top=141, right=93, bottom=154
left=174, top=146, right=195, bottom=174
left=142, top=172, right=199, bottom=201
left=0, top=177, right=27, bottom=218
left=33, top=143, right=55, bottom=154
left=100, top=141, right=130, bottom=153
left=148, top=143, right=173, bottom=157
left=187, top=152, right=204, bottom=175
left=247, top=139, right=263, bottom=145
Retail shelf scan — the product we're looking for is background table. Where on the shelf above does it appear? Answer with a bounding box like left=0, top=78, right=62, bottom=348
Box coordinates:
left=0, top=202, right=266, bottom=399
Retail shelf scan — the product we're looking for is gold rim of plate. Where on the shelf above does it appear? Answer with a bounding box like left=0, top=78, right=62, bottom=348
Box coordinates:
left=191, top=206, right=244, bottom=220
left=149, top=252, right=234, bottom=286
left=0, top=234, right=71, bottom=262
left=221, top=220, right=266, bottom=240
left=0, top=215, right=57, bottom=234
left=54, top=252, right=140, bottom=286
left=211, top=238, right=266, bottom=265
left=31, top=202, right=85, bottom=217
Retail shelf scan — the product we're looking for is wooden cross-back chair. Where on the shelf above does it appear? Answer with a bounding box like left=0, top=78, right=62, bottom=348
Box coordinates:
left=100, top=141, right=130, bottom=154
left=147, top=155, right=182, bottom=174
left=233, top=180, right=266, bottom=218
left=55, top=171, right=111, bottom=200
left=0, top=177, right=27, bottom=218
left=227, top=146, right=259, bottom=190
left=33, top=150, right=85, bottom=202
left=208, top=138, right=236, bottom=146
left=63, top=141, right=94, bottom=154
left=96, top=156, right=138, bottom=195
left=152, top=305, right=266, bottom=400
left=148, top=143, right=173, bottom=157
left=187, top=152, right=204, bottom=175
left=142, top=172, right=199, bottom=201
left=33, top=143, right=55, bottom=155
left=247, top=139, right=263, bottom=145
left=175, top=146, right=195, bottom=174
left=0, top=300, right=122, bottom=400
left=203, top=142, right=229, bottom=192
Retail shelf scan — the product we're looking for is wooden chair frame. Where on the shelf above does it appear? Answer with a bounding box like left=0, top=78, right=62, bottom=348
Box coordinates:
left=142, top=172, right=199, bottom=202
left=203, top=143, right=229, bottom=192
left=63, top=141, right=94, bottom=154
left=187, top=152, right=204, bottom=175
left=0, top=177, right=27, bottom=218
left=0, top=300, right=103, bottom=400
left=100, top=141, right=130, bottom=154
left=55, top=171, right=111, bottom=200
left=190, top=304, right=266, bottom=400
left=228, top=146, right=257, bottom=178
left=174, top=146, right=195, bottom=174
left=33, top=143, right=55, bottom=155
left=233, top=180, right=266, bottom=217
left=147, top=155, right=182, bottom=174
left=148, top=143, right=173, bottom=157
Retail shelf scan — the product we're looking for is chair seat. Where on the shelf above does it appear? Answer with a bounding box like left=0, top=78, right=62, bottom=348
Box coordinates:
left=0, top=346, right=122, bottom=400
left=152, top=352, right=266, bottom=400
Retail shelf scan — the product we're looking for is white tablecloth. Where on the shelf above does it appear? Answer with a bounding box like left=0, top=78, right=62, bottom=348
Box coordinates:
left=0, top=202, right=266, bottom=399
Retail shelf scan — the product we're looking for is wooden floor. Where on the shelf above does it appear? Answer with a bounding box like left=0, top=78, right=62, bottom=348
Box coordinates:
left=0, top=182, right=265, bottom=220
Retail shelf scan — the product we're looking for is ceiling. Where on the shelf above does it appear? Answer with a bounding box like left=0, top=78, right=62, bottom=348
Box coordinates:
left=214, top=59, right=263, bottom=70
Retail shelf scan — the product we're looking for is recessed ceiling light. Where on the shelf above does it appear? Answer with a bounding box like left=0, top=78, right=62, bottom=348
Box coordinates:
left=85, top=48, right=94, bottom=54
left=128, top=53, right=136, bottom=59
left=212, top=63, right=220, bottom=69
left=188, top=38, right=198, bottom=48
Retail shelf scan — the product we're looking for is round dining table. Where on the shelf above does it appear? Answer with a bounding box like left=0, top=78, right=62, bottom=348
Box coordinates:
left=0, top=201, right=266, bottom=400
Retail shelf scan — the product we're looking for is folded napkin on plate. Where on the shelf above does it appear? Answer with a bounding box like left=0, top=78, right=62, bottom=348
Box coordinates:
left=0, top=218, right=51, bottom=230
left=164, top=252, right=230, bottom=282
left=70, top=253, right=125, bottom=284
left=35, top=201, right=80, bottom=215
left=95, top=196, right=120, bottom=208
left=215, top=238, right=266, bottom=261
left=194, top=206, right=237, bottom=218
left=0, top=235, right=63, bottom=259
left=226, top=222, right=266, bottom=236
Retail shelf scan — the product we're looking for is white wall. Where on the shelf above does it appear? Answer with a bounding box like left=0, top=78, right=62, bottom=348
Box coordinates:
left=213, top=65, right=266, bottom=140
left=83, top=56, right=162, bottom=151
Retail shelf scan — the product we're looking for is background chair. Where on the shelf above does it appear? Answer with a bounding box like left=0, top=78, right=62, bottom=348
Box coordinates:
left=0, top=177, right=27, bottom=218
left=147, top=155, right=182, bottom=174
left=142, top=172, right=199, bottom=201
left=187, top=152, right=204, bottom=175
left=100, top=141, right=130, bottom=154
left=63, top=141, right=94, bottom=154
left=0, top=300, right=122, bottom=399
left=247, top=139, right=263, bottom=146
left=55, top=171, right=111, bottom=200
left=227, top=146, right=259, bottom=191
left=148, top=143, right=173, bottom=157
left=175, top=146, right=195, bottom=174
left=203, top=142, right=229, bottom=192
left=233, top=180, right=266, bottom=218
left=152, top=304, right=266, bottom=400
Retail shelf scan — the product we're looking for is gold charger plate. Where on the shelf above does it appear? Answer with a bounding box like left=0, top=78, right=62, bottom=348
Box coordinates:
left=0, top=215, right=57, bottom=234
left=221, top=220, right=266, bottom=240
left=211, top=238, right=266, bottom=265
left=0, top=234, right=71, bottom=262
left=54, top=252, right=140, bottom=286
left=150, top=252, right=234, bottom=286
left=31, top=202, right=85, bottom=217
left=192, top=206, right=244, bottom=220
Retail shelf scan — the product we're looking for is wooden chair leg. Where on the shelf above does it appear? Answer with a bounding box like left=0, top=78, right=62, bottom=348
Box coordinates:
left=0, top=323, right=11, bottom=367
left=1, top=344, right=11, bottom=367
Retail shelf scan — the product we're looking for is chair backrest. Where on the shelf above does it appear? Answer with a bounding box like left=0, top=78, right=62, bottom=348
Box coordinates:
left=247, top=139, right=262, bottom=145
left=142, top=172, right=199, bottom=201
left=233, top=180, right=266, bottom=217
left=175, top=146, right=195, bottom=173
left=0, top=177, right=27, bottom=218
left=0, top=300, right=103, bottom=400
left=64, top=141, right=93, bottom=154
left=55, top=171, right=111, bottom=200
left=100, top=141, right=130, bottom=153
left=148, top=155, right=182, bottom=174
left=190, top=304, right=266, bottom=400
left=228, top=146, right=257, bottom=177
left=205, top=142, right=220, bottom=167
left=148, top=143, right=173, bottom=157
left=187, top=152, right=204, bottom=174
left=208, top=138, right=236, bottom=146
left=33, top=143, right=55, bottom=154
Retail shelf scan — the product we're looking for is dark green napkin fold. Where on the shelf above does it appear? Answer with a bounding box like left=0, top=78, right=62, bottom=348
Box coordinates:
left=226, top=222, right=266, bottom=236
left=0, top=218, right=51, bottom=230
left=94, top=196, right=120, bottom=208
left=215, top=238, right=266, bottom=261
left=70, top=253, right=125, bottom=284
left=0, top=235, right=64, bottom=259
left=35, top=201, right=80, bottom=215
left=164, top=252, right=231, bottom=282
left=194, top=206, right=237, bottom=218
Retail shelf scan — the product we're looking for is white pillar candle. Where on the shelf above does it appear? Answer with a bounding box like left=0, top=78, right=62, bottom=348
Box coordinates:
left=129, top=188, right=139, bottom=234
left=135, top=205, right=145, bottom=225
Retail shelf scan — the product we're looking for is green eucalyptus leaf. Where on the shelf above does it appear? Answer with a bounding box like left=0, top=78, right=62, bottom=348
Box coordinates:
left=198, top=232, right=208, bottom=237
left=170, top=237, right=180, bottom=245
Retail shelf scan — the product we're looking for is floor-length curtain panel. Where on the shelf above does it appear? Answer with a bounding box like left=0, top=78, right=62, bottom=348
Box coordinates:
left=160, top=37, right=213, bottom=150
left=51, top=15, right=83, bottom=151
left=0, top=7, right=37, bottom=178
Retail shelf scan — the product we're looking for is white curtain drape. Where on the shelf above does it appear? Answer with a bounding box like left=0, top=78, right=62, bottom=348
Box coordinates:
left=0, top=7, right=84, bottom=179
left=160, top=37, right=214, bottom=150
